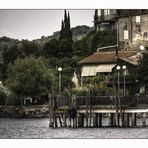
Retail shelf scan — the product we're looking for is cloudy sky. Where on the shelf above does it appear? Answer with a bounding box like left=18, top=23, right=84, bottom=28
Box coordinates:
left=0, top=9, right=94, bottom=40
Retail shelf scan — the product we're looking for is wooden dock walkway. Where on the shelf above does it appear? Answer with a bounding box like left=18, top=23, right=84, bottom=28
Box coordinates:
left=49, top=95, right=148, bottom=128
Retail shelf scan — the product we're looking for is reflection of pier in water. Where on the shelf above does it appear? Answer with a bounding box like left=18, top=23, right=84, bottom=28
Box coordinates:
left=49, top=95, right=148, bottom=128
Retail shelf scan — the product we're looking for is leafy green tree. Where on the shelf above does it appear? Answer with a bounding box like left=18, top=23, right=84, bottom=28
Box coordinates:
left=1, top=45, right=21, bottom=80
left=6, top=56, right=53, bottom=105
left=136, top=52, right=148, bottom=83
left=21, top=40, right=41, bottom=57
left=0, top=82, right=11, bottom=105
left=91, top=30, right=117, bottom=53
left=43, top=38, right=58, bottom=58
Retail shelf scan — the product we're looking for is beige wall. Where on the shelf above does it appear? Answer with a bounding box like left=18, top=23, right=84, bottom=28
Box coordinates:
left=118, top=14, right=148, bottom=50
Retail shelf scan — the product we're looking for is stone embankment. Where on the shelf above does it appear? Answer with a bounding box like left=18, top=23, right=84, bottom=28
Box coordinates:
left=0, top=105, right=49, bottom=118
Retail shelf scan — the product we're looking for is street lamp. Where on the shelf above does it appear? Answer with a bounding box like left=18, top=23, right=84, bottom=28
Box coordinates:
left=122, top=65, right=126, bottom=96
left=140, top=45, right=145, bottom=51
left=0, top=81, right=2, bottom=85
left=116, top=66, right=121, bottom=96
left=58, top=67, right=62, bottom=105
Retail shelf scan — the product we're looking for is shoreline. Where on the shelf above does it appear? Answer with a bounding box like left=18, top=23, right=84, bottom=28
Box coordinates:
left=0, top=105, right=49, bottom=118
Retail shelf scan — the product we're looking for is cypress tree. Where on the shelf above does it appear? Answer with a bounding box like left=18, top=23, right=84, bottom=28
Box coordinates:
left=59, top=10, right=73, bottom=58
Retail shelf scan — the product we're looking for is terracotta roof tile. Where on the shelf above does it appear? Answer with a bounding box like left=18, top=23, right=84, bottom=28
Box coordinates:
left=79, top=51, right=137, bottom=64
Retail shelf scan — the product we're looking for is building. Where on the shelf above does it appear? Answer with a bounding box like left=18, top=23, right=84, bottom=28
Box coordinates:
left=117, top=9, right=148, bottom=50
left=79, top=51, right=138, bottom=77
left=94, top=9, right=117, bottom=32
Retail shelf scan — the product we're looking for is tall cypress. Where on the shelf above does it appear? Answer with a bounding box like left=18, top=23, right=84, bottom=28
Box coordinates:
left=59, top=10, right=73, bottom=58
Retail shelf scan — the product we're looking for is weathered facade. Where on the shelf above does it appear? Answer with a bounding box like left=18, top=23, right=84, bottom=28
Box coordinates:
left=94, top=9, right=117, bottom=32
left=117, top=10, right=148, bottom=50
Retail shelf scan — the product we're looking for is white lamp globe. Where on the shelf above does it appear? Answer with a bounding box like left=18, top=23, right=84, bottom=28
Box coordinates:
left=140, top=45, right=145, bottom=51
left=58, top=67, right=62, bottom=72
left=122, top=65, right=126, bottom=70
left=0, top=81, right=2, bottom=85
left=116, top=66, right=121, bottom=70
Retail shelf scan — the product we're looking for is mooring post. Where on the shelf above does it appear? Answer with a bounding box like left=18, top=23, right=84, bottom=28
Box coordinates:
left=48, top=93, right=54, bottom=127
left=142, top=113, right=146, bottom=127
left=122, top=113, right=125, bottom=127
left=63, top=112, right=67, bottom=127
left=78, top=113, right=83, bottom=127
left=113, top=113, right=116, bottom=127
left=131, top=113, right=136, bottom=127
left=99, top=113, right=102, bottom=127
left=109, top=113, right=114, bottom=127
left=86, top=93, right=89, bottom=127
left=93, top=113, right=98, bottom=127
left=127, top=113, right=130, bottom=127
left=54, top=114, right=58, bottom=128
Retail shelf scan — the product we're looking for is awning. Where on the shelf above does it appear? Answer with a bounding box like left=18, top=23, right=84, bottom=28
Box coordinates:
left=96, top=64, right=116, bottom=73
left=81, top=65, right=97, bottom=76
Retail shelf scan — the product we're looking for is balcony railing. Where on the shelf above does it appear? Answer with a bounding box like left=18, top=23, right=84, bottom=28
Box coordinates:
left=58, top=95, right=148, bottom=107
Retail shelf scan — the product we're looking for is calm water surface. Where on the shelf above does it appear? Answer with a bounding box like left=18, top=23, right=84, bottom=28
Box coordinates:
left=0, top=118, right=148, bottom=139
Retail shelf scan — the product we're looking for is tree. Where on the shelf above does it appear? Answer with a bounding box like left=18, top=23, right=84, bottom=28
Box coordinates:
left=58, top=10, right=73, bottom=57
left=43, top=38, right=58, bottom=58
left=136, top=52, right=148, bottom=83
left=1, top=45, right=21, bottom=80
left=21, top=40, right=41, bottom=57
left=91, top=30, right=117, bottom=53
left=6, top=56, right=53, bottom=105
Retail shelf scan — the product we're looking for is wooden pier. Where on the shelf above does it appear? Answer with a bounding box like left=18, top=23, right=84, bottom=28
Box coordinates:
left=49, top=95, right=148, bottom=128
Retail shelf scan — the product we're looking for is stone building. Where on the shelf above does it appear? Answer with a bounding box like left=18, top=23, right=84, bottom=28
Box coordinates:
left=94, top=9, right=117, bottom=32
left=117, top=9, right=148, bottom=51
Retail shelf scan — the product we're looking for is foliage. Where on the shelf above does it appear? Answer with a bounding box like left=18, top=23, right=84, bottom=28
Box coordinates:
left=0, top=82, right=11, bottom=105
left=6, top=56, right=53, bottom=104
left=43, top=38, right=58, bottom=58
left=91, top=30, right=117, bottom=53
left=136, top=52, right=148, bottom=83
left=21, top=40, right=42, bottom=57
left=1, top=45, right=21, bottom=80
left=58, top=10, right=73, bottom=58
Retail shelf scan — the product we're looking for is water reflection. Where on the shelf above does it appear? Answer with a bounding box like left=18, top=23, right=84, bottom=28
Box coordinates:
left=0, top=118, right=148, bottom=139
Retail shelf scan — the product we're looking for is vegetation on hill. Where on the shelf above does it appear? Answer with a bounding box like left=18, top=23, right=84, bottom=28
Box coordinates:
left=0, top=10, right=118, bottom=105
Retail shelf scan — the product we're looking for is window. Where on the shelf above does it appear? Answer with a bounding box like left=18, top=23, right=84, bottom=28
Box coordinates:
left=136, top=16, right=141, bottom=23
left=98, top=9, right=101, bottom=16
left=143, top=32, right=148, bottom=37
left=104, top=9, right=110, bottom=20
left=124, top=30, right=129, bottom=39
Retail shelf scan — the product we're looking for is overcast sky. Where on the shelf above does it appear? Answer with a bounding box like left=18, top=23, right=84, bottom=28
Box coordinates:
left=0, top=9, right=94, bottom=40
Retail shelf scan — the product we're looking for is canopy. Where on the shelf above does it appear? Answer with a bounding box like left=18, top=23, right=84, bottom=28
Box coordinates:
left=96, top=64, right=116, bottom=73
left=81, top=65, right=97, bottom=76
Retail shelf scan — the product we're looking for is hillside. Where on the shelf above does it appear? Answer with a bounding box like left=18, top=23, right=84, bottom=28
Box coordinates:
left=0, top=25, right=93, bottom=52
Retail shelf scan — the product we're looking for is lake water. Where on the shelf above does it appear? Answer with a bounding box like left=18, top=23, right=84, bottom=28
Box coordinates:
left=0, top=118, right=148, bottom=139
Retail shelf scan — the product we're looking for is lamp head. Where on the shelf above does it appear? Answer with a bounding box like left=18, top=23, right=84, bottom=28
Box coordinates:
left=116, top=66, right=121, bottom=70
left=58, top=67, right=62, bottom=72
left=122, top=65, right=126, bottom=70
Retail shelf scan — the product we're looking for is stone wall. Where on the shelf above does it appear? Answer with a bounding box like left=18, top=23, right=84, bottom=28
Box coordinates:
left=0, top=105, right=49, bottom=118
left=118, top=14, right=148, bottom=50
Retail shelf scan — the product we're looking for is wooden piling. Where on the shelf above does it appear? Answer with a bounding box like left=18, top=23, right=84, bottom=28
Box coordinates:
left=78, top=113, right=84, bottom=127
left=131, top=113, right=136, bottom=127
left=127, top=113, right=130, bottom=127
left=93, top=113, right=98, bottom=127
left=63, top=113, right=67, bottom=127
left=142, top=113, right=146, bottom=127
left=99, top=113, right=102, bottom=127
left=109, top=113, right=114, bottom=127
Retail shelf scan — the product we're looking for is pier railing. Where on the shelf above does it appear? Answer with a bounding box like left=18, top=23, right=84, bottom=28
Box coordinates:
left=58, top=95, right=148, bottom=107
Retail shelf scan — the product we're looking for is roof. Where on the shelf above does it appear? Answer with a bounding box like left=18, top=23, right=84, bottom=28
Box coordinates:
left=78, top=51, right=138, bottom=65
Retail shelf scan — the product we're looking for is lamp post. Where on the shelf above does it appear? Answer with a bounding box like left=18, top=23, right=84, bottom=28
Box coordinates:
left=116, top=66, right=121, bottom=96
left=58, top=67, right=62, bottom=105
left=122, top=65, right=126, bottom=97
left=116, top=65, right=121, bottom=126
